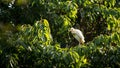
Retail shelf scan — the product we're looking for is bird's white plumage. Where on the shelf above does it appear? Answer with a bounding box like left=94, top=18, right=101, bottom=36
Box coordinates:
left=69, top=27, right=85, bottom=45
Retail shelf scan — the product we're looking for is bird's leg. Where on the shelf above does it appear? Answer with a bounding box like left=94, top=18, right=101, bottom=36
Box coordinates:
left=78, top=43, right=81, bottom=46
left=80, top=38, right=84, bottom=44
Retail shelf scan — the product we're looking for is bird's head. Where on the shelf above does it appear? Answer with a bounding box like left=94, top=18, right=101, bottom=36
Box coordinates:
left=68, top=27, right=75, bottom=33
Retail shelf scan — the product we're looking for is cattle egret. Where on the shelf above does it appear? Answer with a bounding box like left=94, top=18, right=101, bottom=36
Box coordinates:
left=69, top=27, right=85, bottom=45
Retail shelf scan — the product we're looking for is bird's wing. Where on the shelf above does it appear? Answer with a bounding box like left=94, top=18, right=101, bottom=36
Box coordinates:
left=75, top=29, right=85, bottom=43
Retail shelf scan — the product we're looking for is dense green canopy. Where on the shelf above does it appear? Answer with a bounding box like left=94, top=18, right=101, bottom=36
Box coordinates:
left=0, top=0, right=120, bottom=68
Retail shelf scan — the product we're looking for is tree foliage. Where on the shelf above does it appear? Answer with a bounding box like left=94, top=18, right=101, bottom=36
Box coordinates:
left=0, top=0, right=120, bottom=68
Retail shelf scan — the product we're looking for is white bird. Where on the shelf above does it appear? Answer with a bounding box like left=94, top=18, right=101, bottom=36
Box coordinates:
left=69, top=27, right=85, bottom=45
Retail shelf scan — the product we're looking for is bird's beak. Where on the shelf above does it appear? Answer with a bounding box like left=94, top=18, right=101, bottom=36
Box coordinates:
left=68, top=29, right=71, bottom=32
